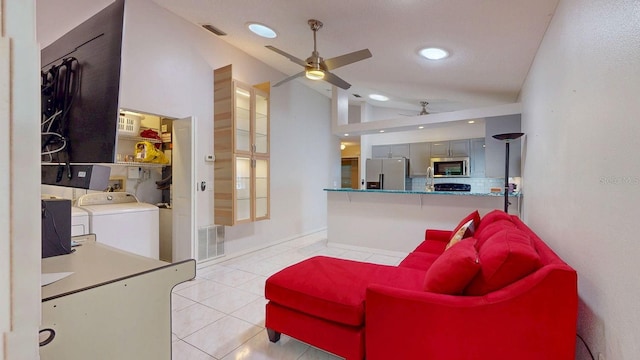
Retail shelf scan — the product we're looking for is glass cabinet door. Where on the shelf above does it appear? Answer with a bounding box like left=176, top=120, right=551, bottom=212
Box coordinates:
left=235, top=156, right=252, bottom=222
left=253, top=89, right=269, bottom=156
left=254, top=157, right=269, bottom=220
left=234, top=84, right=252, bottom=153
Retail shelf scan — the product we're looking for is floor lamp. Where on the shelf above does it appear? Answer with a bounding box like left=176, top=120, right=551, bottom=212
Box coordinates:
left=492, top=132, right=524, bottom=213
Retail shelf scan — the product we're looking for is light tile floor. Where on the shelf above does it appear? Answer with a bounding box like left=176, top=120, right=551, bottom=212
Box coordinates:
left=171, top=231, right=404, bottom=360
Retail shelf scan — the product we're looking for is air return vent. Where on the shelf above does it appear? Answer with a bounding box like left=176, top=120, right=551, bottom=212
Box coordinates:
left=197, top=225, right=225, bottom=261
left=202, top=24, right=227, bottom=36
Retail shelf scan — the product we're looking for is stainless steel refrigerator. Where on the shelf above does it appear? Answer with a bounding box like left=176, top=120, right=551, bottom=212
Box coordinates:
left=365, top=158, right=410, bottom=190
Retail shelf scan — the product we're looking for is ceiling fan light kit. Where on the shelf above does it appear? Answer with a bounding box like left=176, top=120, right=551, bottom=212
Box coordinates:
left=267, top=19, right=372, bottom=90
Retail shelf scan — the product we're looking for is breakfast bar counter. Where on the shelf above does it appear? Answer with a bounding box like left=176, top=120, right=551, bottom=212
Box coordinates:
left=324, top=188, right=522, bottom=253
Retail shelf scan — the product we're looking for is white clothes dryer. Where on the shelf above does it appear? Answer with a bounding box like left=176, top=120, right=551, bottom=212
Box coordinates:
left=77, top=192, right=159, bottom=259
left=42, top=194, right=88, bottom=236
left=71, top=206, right=89, bottom=236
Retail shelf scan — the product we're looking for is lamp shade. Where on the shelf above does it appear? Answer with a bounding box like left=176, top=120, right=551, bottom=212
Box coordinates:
left=492, top=132, right=524, bottom=142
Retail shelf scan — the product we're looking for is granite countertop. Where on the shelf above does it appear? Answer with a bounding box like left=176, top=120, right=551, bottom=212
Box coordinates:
left=324, top=188, right=522, bottom=197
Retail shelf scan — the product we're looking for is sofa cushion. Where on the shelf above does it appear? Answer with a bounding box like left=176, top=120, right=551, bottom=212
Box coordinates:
left=423, top=238, right=481, bottom=294
left=398, top=251, right=440, bottom=271
left=265, top=256, right=424, bottom=327
left=465, top=229, right=543, bottom=296
left=475, top=220, right=518, bottom=249
left=475, top=209, right=513, bottom=234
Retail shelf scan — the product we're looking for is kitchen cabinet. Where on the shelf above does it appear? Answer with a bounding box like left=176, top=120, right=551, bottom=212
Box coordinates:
left=213, top=65, right=270, bottom=226
left=470, top=138, right=486, bottom=178
left=372, top=143, right=410, bottom=158
left=485, top=115, right=521, bottom=177
left=430, top=139, right=470, bottom=158
left=409, top=142, right=431, bottom=177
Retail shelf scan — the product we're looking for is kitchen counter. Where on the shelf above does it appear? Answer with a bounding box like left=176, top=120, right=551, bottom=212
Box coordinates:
left=324, top=188, right=522, bottom=197
left=324, top=188, right=522, bottom=253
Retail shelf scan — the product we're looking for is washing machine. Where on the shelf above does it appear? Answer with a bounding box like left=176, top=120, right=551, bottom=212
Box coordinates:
left=76, top=192, right=159, bottom=259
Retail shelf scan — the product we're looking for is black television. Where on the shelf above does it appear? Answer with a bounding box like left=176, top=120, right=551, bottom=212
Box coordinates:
left=40, top=0, right=124, bottom=164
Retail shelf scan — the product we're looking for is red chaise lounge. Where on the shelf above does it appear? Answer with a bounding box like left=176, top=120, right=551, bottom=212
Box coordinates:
left=265, top=210, right=578, bottom=359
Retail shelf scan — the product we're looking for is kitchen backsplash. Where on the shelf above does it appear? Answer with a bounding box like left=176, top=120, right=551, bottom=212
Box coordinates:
left=412, top=177, right=522, bottom=193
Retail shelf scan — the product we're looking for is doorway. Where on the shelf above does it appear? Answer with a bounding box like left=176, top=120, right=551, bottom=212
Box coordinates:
left=341, top=157, right=360, bottom=189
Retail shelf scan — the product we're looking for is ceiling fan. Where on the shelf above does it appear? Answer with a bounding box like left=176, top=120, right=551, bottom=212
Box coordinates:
left=266, top=19, right=372, bottom=90
left=399, top=101, right=432, bottom=117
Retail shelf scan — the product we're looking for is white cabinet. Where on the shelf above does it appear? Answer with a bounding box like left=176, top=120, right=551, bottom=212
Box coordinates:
left=470, top=138, right=485, bottom=178
left=372, top=144, right=409, bottom=158
left=430, top=139, right=470, bottom=158
left=409, top=142, right=431, bottom=177
left=485, top=115, right=521, bottom=177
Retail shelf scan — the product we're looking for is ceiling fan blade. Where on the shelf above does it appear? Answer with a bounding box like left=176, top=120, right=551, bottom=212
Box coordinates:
left=272, top=71, right=306, bottom=87
left=265, top=45, right=308, bottom=68
left=323, top=71, right=351, bottom=90
left=323, top=49, right=372, bottom=71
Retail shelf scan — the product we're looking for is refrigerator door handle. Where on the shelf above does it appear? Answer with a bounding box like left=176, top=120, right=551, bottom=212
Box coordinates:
left=379, top=173, right=384, bottom=189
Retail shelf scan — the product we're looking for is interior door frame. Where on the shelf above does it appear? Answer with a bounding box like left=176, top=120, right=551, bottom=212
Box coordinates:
left=172, top=116, right=196, bottom=261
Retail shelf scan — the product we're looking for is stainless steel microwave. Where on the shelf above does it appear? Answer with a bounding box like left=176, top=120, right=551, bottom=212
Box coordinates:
left=430, top=157, right=470, bottom=177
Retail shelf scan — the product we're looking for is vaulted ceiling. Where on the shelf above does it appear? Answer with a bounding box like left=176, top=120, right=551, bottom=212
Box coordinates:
left=152, top=0, right=559, bottom=114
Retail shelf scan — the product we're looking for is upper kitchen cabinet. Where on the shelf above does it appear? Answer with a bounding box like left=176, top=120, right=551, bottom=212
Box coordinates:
left=372, top=143, right=410, bottom=158
left=485, top=115, right=521, bottom=177
left=213, top=65, right=270, bottom=226
left=409, top=142, right=431, bottom=177
left=430, top=139, right=470, bottom=158
left=470, top=138, right=486, bottom=178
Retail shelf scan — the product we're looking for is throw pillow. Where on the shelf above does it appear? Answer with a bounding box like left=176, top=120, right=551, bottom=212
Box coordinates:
left=465, top=228, right=543, bottom=296
left=445, top=219, right=474, bottom=250
left=474, top=220, right=518, bottom=249
left=448, top=210, right=481, bottom=241
left=423, top=238, right=481, bottom=294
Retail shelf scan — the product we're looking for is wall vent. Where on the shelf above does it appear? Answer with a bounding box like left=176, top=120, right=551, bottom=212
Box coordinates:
left=197, top=225, right=225, bottom=261
left=202, top=24, right=227, bottom=36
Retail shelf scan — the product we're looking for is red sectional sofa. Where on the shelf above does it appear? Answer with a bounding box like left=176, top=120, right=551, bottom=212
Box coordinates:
left=265, top=210, right=578, bottom=360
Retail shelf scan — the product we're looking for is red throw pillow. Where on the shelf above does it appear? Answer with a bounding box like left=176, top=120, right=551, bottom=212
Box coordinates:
left=475, top=209, right=512, bottom=234
left=465, top=229, right=543, bottom=296
left=474, top=220, right=517, bottom=249
left=423, top=238, right=481, bottom=294
left=449, top=210, right=481, bottom=242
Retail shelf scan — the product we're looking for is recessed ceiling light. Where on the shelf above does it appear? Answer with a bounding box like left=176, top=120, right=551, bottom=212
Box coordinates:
left=418, top=126, right=424, bottom=129
left=419, top=47, right=449, bottom=60
left=379, top=130, right=385, bottom=133
left=344, top=133, right=349, bottom=136
left=247, top=22, right=277, bottom=38
left=468, top=120, right=475, bottom=124
left=369, top=94, right=389, bottom=101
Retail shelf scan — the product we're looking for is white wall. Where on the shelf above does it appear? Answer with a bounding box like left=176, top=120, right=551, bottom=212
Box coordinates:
left=2, top=0, right=41, bottom=358
left=36, top=0, right=336, bottom=258
left=520, top=0, right=640, bottom=358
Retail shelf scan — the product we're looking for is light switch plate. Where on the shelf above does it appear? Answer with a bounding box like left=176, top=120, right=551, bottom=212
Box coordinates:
left=205, top=154, right=215, bottom=162
left=127, top=167, right=140, bottom=179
